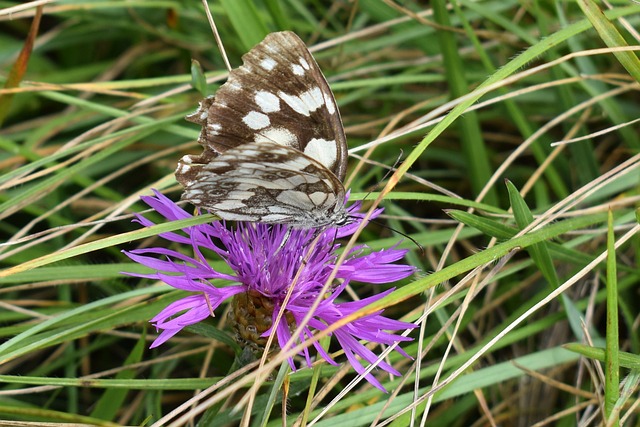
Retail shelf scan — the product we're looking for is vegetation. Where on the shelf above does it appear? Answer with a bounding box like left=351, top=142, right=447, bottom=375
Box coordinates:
left=1, top=0, right=638, bottom=425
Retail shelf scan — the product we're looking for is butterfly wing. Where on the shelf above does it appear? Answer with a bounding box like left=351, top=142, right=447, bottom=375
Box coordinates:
left=179, top=142, right=347, bottom=229
left=178, top=31, right=348, bottom=185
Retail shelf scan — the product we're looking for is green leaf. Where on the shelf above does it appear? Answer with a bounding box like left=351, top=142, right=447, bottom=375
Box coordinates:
left=506, top=180, right=559, bottom=289
left=191, top=59, right=209, bottom=96
left=446, top=209, right=517, bottom=240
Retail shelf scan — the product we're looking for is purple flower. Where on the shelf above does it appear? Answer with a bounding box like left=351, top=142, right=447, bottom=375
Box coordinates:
left=123, top=189, right=417, bottom=391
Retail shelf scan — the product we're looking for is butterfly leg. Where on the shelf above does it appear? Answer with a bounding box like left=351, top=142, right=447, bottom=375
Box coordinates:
left=274, top=226, right=294, bottom=255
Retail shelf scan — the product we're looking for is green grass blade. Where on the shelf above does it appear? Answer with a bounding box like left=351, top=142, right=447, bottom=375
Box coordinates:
left=605, top=209, right=620, bottom=426
left=578, top=0, right=640, bottom=83
left=219, top=0, right=269, bottom=49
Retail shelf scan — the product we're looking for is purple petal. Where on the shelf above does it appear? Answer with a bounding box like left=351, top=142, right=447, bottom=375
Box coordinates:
left=150, top=328, right=183, bottom=348
left=143, top=189, right=192, bottom=221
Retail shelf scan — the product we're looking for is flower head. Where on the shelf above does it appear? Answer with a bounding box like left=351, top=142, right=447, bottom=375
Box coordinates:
left=124, top=189, right=417, bottom=391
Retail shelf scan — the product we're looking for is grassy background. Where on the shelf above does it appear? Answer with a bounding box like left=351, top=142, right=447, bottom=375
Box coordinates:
left=1, top=0, right=639, bottom=426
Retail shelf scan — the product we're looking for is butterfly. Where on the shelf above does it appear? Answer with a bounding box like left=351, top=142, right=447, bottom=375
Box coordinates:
left=175, top=31, right=350, bottom=229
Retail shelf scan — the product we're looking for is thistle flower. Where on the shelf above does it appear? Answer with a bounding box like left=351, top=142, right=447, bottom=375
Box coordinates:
left=124, top=189, right=416, bottom=391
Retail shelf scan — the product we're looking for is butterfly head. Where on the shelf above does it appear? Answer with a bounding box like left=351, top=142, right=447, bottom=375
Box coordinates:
left=288, top=198, right=351, bottom=229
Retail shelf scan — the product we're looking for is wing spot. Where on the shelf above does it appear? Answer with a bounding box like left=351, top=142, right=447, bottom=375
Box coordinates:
left=299, top=58, right=310, bottom=70
left=179, top=155, right=193, bottom=165
left=323, top=91, right=336, bottom=115
left=261, top=214, right=291, bottom=222
left=216, top=212, right=259, bottom=222
left=304, top=138, right=337, bottom=170
left=300, top=87, right=324, bottom=113
left=282, top=157, right=312, bottom=169
left=273, top=175, right=307, bottom=187
left=255, top=91, right=280, bottom=113
left=255, top=127, right=298, bottom=147
left=260, top=57, right=277, bottom=71
left=208, top=161, right=230, bottom=168
left=276, top=190, right=310, bottom=206
left=235, top=149, right=261, bottom=157
left=243, top=111, right=270, bottom=130
left=227, top=80, right=242, bottom=91
left=228, top=190, right=255, bottom=200
left=278, top=87, right=324, bottom=116
left=208, top=122, right=221, bottom=135
left=292, top=64, right=305, bottom=76
left=268, top=206, right=291, bottom=213
left=309, top=191, right=334, bottom=206
left=213, top=200, right=247, bottom=210
left=278, top=91, right=309, bottom=116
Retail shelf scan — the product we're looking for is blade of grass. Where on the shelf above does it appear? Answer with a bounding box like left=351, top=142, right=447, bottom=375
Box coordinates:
left=218, top=0, right=269, bottom=50
left=578, top=0, right=640, bottom=83
left=0, top=403, right=120, bottom=427
left=256, top=362, right=289, bottom=427
left=0, top=214, right=214, bottom=277
left=506, top=180, right=560, bottom=289
left=563, top=344, right=640, bottom=370
left=265, top=0, right=290, bottom=31
left=605, top=208, right=620, bottom=426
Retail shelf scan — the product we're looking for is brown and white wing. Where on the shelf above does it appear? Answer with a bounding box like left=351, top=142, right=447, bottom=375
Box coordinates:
left=177, top=31, right=348, bottom=186
left=178, top=142, right=347, bottom=229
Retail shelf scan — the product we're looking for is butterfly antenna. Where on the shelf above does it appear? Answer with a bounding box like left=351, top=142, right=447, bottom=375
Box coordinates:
left=201, top=0, right=232, bottom=72
left=369, top=219, right=424, bottom=255
left=350, top=150, right=422, bottom=253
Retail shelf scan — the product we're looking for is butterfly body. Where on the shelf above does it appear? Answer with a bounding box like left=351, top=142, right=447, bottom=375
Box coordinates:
left=177, top=32, right=349, bottom=229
